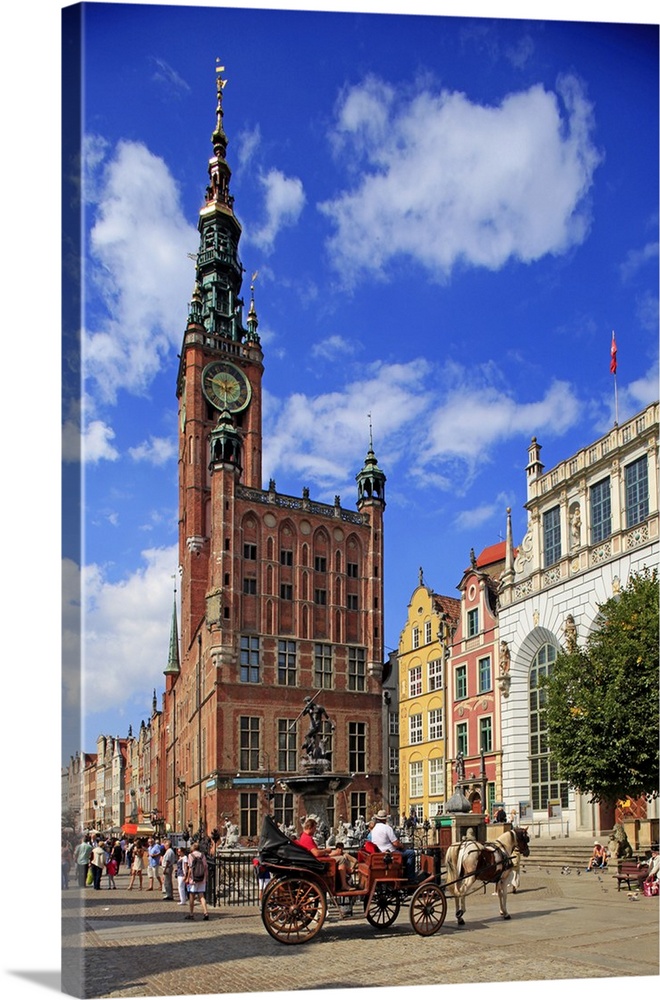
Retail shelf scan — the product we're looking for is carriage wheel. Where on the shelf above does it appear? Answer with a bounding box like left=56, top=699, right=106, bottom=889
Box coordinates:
left=261, top=875, right=327, bottom=944
left=409, top=882, right=447, bottom=936
left=365, top=882, right=401, bottom=928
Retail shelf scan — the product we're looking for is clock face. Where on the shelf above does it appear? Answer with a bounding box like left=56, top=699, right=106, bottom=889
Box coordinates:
left=201, top=361, right=252, bottom=413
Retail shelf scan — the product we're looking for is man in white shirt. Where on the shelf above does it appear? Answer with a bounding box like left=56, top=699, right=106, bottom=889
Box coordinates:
left=369, top=810, right=416, bottom=882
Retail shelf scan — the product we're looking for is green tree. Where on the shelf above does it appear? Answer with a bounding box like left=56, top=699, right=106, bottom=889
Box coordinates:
left=544, top=568, right=659, bottom=803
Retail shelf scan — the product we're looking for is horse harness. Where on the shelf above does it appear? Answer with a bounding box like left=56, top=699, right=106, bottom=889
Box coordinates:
left=457, top=837, right=515, bottom=886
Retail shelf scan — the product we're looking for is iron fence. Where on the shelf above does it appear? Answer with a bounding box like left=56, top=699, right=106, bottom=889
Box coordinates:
left=206, top=850, right=260, bottom=907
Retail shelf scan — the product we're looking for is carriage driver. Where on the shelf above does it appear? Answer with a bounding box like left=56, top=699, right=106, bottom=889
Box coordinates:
left=369, top=810, right=417, bottom=882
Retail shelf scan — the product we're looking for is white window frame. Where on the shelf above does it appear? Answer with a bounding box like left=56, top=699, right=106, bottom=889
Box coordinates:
left=409, top=760, right=423, bottom=798
left=409, top=713, right=423, bottom=745
left=429, top=757, right=445, bottom=796
left=428, top=659, right=443, bottom=691
left=428, top=707, right=443, bottom=741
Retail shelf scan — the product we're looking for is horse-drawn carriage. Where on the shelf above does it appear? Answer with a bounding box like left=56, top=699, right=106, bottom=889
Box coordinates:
left=257, top=814, right=448, bottom=943
left=257, top=815, right=531, bottom=943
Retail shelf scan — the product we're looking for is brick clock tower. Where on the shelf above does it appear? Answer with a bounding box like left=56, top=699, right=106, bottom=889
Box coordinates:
left=161, top=65, right=387, bottom=843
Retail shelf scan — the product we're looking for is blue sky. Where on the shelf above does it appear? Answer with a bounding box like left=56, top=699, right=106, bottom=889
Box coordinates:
left=59, top=1, right=659, bottom=767
left=1, top=1, right=656, bottom=997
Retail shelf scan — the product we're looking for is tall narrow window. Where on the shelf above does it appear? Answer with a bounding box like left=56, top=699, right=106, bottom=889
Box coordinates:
left=348, top=647, right=366, bottom=691
left=239, top=716, right=260, bottom=771
left=429, top=757, right=445, bottom=796
left=389, top=747, right=399, bottom=773
left=467, top=608, right=479, bottom=637
left=428, top=659, right=443, bottom=691
left=590, top=478, right=611, bottom=544
left=409, top=713, right=423, bottom=744
left=409, top=760, right=423, bottom=797
left=478, top=656, right=492, bottom=693
left=455, top=664, right=467, bottom=700
left=277, top=639, right=296, bottom=685
left=277, top=719, right=297, bottom=772
left=239, top=792, right=258, bottom=838
left=479, top=716, right=493, bottom=753
left=349, top=722, right=366, bottom=773
left=314, top=643, right=333, bottom=688
left=424, top=621, right=432, bottom=644
left=240, top=635, right=260, bottom=683
left=543, top=505, right=561, bottom=566
left=273, top=790, right=294, bottom=828
left=428, top=707, right=443, bottom=740
left=625, top=456, right=649, bottom=527
left=456, top=722, right=468, bottom=757
left=412, top=626, right=420, bottom=649
left=409, top=665, right=422, bottom=697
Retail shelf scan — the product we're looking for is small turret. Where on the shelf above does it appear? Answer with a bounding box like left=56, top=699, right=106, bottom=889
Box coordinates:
left=356, top=418, right=386, bottom=509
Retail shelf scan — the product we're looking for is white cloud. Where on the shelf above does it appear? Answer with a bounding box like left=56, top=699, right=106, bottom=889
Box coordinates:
left=71, top=546, right=179, bottom=724
left=620, top=241, right=659, bottom=282
left=320, top=74, right=601, bottom=284
left=249, top=168, right=306, bottom=252
left=454, top=504, right=497, bottom=530
left=84, top=138, right=196, bottom=403
left=264, top=356, right=585, bottom=498
left=237, top=124, right=261, bottom=167
left=311, top=334, right=357, bottom=361
left=81, top=419, right=120, bottom=464
left=423, top=377, right=582, bottom=468
left=128, top=435, right=177, bottom=466
left=263, top=359, right=432, bottom=491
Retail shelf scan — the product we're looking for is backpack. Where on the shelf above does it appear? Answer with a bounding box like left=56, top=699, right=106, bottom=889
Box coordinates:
left=191, top=852, right=206, bottom=882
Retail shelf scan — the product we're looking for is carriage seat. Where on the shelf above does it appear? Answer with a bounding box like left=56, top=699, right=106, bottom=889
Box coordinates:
left=362, top=850, right=404, bottom=877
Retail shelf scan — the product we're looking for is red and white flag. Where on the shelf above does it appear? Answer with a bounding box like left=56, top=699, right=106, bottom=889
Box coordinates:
left=610, top=331, right=617, bottom=375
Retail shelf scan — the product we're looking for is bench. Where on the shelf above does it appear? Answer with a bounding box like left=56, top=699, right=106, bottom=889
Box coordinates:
left=613, top=859, right=646, bottom=892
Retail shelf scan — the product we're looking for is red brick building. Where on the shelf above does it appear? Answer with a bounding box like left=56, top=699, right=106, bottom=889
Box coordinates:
left=155, top=68, right=387, bottom=842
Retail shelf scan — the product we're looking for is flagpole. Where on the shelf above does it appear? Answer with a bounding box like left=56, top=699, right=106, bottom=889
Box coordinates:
left=610, top=330, right=619, bottom=426
left=614, top=371, right=619, bottom=427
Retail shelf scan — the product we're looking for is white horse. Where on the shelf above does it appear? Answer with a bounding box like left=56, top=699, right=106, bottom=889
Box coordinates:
left=445, top=827, right=530, bottom=925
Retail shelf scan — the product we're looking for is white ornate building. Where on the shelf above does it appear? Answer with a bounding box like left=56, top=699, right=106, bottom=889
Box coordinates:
left=498, top=400, right=658, bottom=840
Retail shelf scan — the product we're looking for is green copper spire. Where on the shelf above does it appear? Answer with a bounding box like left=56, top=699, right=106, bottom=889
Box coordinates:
left=164, top=583, right=181, bottom=676
left=356, top=415, right=386, bottom=508
left=192, top=60, right=246, bottom=342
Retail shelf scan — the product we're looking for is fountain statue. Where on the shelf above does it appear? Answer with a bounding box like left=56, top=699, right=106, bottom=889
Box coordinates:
left=278, top=694, right=354, bottom=837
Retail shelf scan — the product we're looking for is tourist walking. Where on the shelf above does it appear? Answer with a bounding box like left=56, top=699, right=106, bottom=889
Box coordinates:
left=74, top=836, right=93, bottom=888
left=62, top=841, right=73, bottom=889
left=175, top=847, right=189, bottom=905
left=90, top=840, right=107, bottom=890
left=185, top=842, right=209, bottom=921
left=146, top=837, right=165, bottom=892
left=161, top=839, right=176, bottom=900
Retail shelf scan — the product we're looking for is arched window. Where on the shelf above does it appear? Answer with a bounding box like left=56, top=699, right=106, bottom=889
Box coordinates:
left=529, top=643, right=568, bottom=810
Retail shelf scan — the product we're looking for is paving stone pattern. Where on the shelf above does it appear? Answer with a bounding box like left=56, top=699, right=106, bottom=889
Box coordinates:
left=62, top=866, right=659, bottom=998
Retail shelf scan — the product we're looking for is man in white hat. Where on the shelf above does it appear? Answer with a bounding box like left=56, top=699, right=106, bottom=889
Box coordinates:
left=369, top=810, right=416, bottom=882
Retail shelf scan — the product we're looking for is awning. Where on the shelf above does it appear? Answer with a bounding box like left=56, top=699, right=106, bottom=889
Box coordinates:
left=121, top=823, right=155, bottom=837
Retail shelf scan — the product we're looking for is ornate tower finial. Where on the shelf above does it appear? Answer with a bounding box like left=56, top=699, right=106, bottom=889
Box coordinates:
left=246, top=271, right=260, bottom=344
left=212, top=59, right=228, bottom=157
left=356, top=421, right=386, bottom=510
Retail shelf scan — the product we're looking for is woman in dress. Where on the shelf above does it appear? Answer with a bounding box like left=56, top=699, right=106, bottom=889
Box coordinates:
left=127, top=838, right=146, bottom=889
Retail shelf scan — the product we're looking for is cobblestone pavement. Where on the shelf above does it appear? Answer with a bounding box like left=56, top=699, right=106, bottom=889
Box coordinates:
left=62, top=867, right=659, bottom=998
